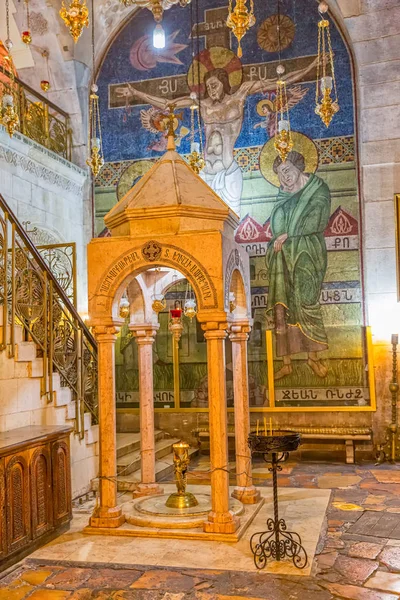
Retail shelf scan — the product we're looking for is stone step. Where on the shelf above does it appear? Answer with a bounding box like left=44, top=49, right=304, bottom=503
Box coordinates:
left=117, top=437, right=181, bottom=476
left=116, top=430, right=164, bottom=459
left=92, top=447, right=199, bottom=492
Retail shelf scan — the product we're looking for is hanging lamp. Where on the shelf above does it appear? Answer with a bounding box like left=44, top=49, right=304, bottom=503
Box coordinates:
left=59, top=0, right=89, bottom=43
left=226, top=0, right=255, bottom=58
left=315, top=1, right=339, bottom=127
left=22, top=0, right=32, bottom=45
left=183, top=281, right=197, bottom=321
left=151, top=0, right=166, bottom=49
left=152, top=267, right=167, bottom=315
left=86, top=0, right=104, bottom=177
left=0, top=0, right=19, bottom=138
left=187, top=0, right=205, bottom=173
left=273, top=0, right=293, bottom=162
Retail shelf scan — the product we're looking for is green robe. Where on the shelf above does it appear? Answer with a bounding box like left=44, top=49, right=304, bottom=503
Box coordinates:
left=266, top=174, right=331, bottom=355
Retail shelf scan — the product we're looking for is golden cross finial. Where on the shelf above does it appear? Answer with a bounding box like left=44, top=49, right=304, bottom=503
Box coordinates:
left=166, top=103, right=177, bottom=139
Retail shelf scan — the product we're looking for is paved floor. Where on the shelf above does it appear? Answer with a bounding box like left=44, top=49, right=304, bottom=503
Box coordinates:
left=2, top=460, right=400, bottom=599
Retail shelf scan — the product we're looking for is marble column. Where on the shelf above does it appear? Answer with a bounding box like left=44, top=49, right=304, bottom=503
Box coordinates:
left=131, top=324, right=163, bottom=498
left=90, top=325, right=125, bottom=528
left=230, top=324, right=261, bottom=504
left=203, top=324, right=240, bottom=534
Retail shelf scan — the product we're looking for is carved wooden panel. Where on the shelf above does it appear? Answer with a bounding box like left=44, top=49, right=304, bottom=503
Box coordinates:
left=5, top=453, right=31, bottom=553
left=0, top=459, right=7, bottom=559
left=51, top=440, right=72, bottom=526
left=30, top=446, right=53, bottom=539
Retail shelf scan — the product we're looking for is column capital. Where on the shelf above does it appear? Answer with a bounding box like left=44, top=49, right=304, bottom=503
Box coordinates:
left=130, top=323, right=160, bottom=345
left=229, top=322, right=252, bottom=342
left=92, top=324, right=120, bottom=342
left=202, top=321, right=228, bottom=340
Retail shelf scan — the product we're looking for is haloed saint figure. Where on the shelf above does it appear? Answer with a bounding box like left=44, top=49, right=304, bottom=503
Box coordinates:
left=266, top=151, right=331, bottom=380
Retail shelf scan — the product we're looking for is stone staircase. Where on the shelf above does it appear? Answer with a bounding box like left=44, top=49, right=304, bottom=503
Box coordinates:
left=92, top=430, right=199, bottom=492
left=0, top=312, right=99, bottom=499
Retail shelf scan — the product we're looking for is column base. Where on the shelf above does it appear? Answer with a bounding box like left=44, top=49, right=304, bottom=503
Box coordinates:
left=203, top=510, right=240, bottom=534
left=232, top=486, right=261, bottom=505
left=132, top=482, right=164, bottom=499
left=89, top=506, right=125, bottom=528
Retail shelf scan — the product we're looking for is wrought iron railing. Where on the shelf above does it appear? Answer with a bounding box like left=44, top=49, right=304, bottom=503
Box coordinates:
left=37, top=242, right=77, bottom=307
left=0, top=66, right=72, bottom=161
left=0, top=194, right=97, bottom=438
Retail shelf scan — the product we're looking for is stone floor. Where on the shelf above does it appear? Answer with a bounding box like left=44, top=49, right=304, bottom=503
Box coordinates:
left=2, top=459, right=400, bottom=599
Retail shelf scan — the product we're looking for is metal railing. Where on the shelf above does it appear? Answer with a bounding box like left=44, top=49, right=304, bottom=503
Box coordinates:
left=0, top=194, right=97, bottom=438
left=0, top=66, right=72, bottom=161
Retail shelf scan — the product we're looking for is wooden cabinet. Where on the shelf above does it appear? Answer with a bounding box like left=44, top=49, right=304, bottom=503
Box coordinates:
left=0, top=426, right=72, bottom=572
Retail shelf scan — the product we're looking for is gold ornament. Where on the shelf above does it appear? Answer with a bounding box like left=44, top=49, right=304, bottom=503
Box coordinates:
left=86, top=144, right=104, bottom=176
left=59, top=0, right=89, bottom=43
left=1, top=95, right=19, bottom=138
left=119, top=295, right=130, bottom=319
left=226, top=0, right=255, bottom=58
left=152, top=294, right=167, bottom=314
left=21, top=31, right=32, bottom=44
left=165, top=442, right=198, bottom=509
left=188, top=149, right=205, bottom=174
left=40, top=80, right=50, bottom=92
left=183, top=298, right=197, bottom=321
left=315, top=2, right=339, bottom=127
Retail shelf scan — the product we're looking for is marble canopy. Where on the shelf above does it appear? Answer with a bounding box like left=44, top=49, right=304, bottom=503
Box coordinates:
left=86, top=136, right=258, bottom=535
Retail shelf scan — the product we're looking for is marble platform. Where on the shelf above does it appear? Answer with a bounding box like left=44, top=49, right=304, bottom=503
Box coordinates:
left=31, top=485, right=330, bottom=575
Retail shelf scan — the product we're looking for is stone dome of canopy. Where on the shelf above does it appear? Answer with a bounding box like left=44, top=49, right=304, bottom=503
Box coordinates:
left=104, top=143, right=239, bottom=237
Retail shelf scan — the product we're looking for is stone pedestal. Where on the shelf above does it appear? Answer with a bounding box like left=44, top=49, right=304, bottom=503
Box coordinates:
left=203, top=325, right=240, bottom=534
left=230, top=324, right=261, bottom=505
left=89, top=326, right=125, bottom=528
left=131, top=325, right=163, bottom=499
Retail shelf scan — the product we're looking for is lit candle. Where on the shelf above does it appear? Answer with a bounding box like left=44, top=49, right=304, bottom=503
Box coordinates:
left=256, top=419, right=259, bottom=435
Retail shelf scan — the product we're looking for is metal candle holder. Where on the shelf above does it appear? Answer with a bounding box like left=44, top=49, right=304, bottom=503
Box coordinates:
left=165, top=441, right=198, bottom=509
left=248, top=431, right=308, bottom=570
left=376, top=334, right=400, bottom=463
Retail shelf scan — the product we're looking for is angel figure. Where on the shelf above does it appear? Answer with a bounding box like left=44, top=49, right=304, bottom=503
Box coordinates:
left=254, top=85, right=309, bottom=139
left=140, top=106, right=189, bottom=152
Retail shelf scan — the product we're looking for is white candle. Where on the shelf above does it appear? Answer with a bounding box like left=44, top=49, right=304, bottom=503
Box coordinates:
left=91, top=137, right=100, bottom=149
left=191, top=141, right=200, bottom=153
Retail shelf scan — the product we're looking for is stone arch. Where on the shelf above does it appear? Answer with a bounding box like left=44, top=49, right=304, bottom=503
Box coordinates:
left=224, top=249, right=251, bottom=318
left=91, top=241, right=220, bottom=323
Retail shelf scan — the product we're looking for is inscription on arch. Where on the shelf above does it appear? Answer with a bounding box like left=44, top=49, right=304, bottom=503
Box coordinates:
left=98, top=242, right=218, bottom=309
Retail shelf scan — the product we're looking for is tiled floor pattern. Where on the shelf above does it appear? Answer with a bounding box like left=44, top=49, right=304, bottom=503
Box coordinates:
left=2, top=460, right=400, bottom=598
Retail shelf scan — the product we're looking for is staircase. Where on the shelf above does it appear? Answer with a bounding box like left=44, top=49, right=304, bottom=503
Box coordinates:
left=0, top=193, right=99, bottom=499
left=92, top=431, right=199, bottom=492
left=0, top=312, right=99, bottom=498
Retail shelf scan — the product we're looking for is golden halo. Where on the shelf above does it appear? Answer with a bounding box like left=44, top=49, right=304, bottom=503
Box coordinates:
left=117, top=160, right=154, bottom=200
left=256, top=99, right=275, bottom=117
left=187, top=46, right=243, bottom=98
left=259, top=132, right=319, bottom=188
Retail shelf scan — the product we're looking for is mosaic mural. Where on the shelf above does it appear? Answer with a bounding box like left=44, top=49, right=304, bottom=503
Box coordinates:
left=95, top=0, right=369, bottom=410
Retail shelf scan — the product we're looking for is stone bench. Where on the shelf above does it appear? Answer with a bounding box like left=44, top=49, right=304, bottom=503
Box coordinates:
left=192, top=426, right=373, bottom=464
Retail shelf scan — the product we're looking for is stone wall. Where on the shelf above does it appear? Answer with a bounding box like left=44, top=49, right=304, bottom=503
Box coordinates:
left=0, top=125, right=89, bottom=313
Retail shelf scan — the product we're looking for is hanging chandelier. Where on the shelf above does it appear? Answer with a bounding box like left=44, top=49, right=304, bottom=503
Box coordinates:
left=0, top=2, right=19, bottom=138
left=315, top=1, right=339, bottom=127
left=86, top=0, right=104, bottom=177
left=226, top=0, right=255, bottom=58
left=60, top=0, right=89, bottom=43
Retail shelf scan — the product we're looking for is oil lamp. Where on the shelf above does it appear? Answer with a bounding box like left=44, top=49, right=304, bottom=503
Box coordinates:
left=119, top=295, right=130, bottom=319
left=40, top=81, right=50, bottom=92
left=59, top=0, right=89, bottom=43
left=151, top=0, right=165, bottom=49
left=21, top=0, right=31, bottom=45
left=86, top=2, right=104, bottom=178
left=184, top=298, right=197, bottom=321
left=274, top=65, right=293, bottom=162
left=315, top=1, right=339, bottom=127
left=226, top=0, right=255, bottom=58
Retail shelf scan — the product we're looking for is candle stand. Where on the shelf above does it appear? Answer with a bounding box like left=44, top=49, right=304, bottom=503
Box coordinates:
left=376, top=335, right=400, bottom=464
left=248, top=431, right=308, bottom=570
